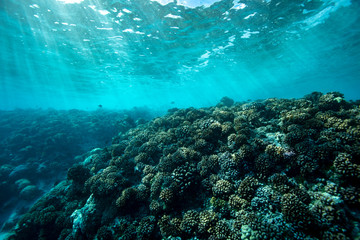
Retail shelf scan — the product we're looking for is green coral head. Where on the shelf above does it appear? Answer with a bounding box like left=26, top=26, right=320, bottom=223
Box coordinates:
left=334, top=96, right=344, bottom=103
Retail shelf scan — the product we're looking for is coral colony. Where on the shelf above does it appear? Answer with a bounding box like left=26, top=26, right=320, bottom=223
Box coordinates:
left=8, top=92, right=360, bottom=239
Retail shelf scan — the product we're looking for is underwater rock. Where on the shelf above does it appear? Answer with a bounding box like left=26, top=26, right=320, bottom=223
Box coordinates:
left=70, top=194, right=99, bottom=238
left=7, top=92, right=360, bottom=239
left=15, top=178, right=31, bottom=191
left=18, top=185, right=41, bottom=201
left=218, top=96, right=235, bottom=107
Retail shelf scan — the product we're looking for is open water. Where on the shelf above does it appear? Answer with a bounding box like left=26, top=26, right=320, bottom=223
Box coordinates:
left=1, top=0, right=359, bottom=110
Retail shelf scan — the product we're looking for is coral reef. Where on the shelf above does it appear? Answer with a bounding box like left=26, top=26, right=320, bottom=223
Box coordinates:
left=0, top=108, right=154, bottom=232
left=6, top=92, right=360, bottom=239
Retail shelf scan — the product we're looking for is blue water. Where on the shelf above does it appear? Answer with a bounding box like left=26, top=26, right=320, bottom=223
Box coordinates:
left=1, top=0, right=359, bottom=110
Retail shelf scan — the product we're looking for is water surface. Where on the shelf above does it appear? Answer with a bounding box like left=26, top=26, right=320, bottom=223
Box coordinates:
left=0, top=0, right=359, bottom=109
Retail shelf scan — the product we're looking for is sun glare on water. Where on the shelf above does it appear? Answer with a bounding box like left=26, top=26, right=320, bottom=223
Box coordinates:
left=56, top=0, right=84, bottom=4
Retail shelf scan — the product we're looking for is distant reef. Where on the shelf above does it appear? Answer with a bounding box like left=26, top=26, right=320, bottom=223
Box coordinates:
left=0, top=107, right=153, bottom=233
left=7, top=92, right=360, bottom=239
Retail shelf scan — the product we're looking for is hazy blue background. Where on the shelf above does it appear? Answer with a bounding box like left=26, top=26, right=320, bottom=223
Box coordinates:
left=1, top=0, right=359, bottom=110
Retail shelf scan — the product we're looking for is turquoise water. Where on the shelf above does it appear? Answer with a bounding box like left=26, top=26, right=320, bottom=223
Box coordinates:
left=0, top=0, right=359, bottom=110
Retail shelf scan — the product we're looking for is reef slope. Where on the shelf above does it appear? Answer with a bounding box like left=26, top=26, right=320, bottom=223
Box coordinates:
left=8, top=92, right=360, bottom=239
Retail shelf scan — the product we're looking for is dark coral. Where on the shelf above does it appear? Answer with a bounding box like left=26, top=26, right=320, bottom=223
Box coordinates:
left=67, top=164, right=91, bottom=185
left=318, top=92, right=348, bottom=111
left=212, top=179, right=233, bottom=198
left=171, top=161, right=199, bottom=195
left=159, top=188, right=174, bottom=205
left=237, top=176, right=260, bottom=201
left=136, top=216, right=156, bottom=239
left=281, top=193, right=315, bottom=230
left=180, top=210, right=199, bottom=236
left=334, top=153, right=360, bottom=178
